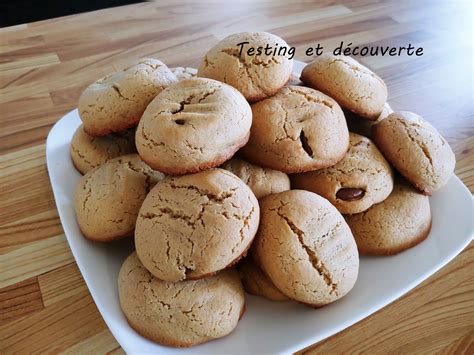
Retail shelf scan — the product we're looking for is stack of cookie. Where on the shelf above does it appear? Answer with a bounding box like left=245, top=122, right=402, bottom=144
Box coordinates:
left=71, top=31, right=456, bottom=348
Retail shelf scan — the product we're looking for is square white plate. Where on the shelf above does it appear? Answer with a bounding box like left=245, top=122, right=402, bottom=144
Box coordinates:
left=46, top=62, right=473, bottom=354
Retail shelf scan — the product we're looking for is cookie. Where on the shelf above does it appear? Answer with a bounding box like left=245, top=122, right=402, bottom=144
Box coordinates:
left=238, top=257, right=289, bottom=302
left=240, top=86, right=349, bottom=173
left=346, top=102, right=393, bottom=137
left=135, top=78, right=252, bottom=175
left=74, top=154, right=165, bottom=242
left=171, top=66, right=197, bottom=80
left=291, top=133, right=394, bottom=214
left=252, top=190, right=359, bottom=307
left=135, top=169, right=259, bottom=282
left=345, top=180, right=432, bottom=255
left=78, top=58, right=177, bottom=136
left=372, top=111, right=456, bottom=195
left=301, top=54, right=387, bottom=120
left=118, top=252, right=245, bottom=348
left=221, top=157, right=290, bottom=199
left=70, top=124, right=136, bottom=174
left=198, top=32, right=293, bottom=102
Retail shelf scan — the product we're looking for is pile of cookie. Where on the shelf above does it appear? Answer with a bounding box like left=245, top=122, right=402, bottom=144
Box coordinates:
left=72, top=32, right=456, bottom=348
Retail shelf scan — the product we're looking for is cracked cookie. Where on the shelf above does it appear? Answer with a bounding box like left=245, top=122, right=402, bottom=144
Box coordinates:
left=252, top=190, right=359, bottom=307
left=135, top=168, right=260, bottom=282
left=240, top=86, right=349, bottom=173
left=372, top=111, right=456, bottom=195
left=78, top=58, right=177, bottom=136
left=301, top=54, right=387, bottom=120
left=238, top=257, right=289, bottom=302
left=221, top=157, right=290, bottom=199
left=135, top=78, right=252, bottom=175
left=171, top=66, right=197, bottom=80
left=70, top=124, right=137, bottom=174
left=345, top=180, right=431, bottom=255
left=291, top=133, right=394, bottom=214
left=74, top=154, right=165, bottom=242
left=197, top=32, right=293, bottom=102
left=118, top=252, right=245, bottom=348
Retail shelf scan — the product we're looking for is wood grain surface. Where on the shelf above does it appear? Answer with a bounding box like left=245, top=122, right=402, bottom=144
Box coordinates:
left=0, top=0, right=473, bottom=353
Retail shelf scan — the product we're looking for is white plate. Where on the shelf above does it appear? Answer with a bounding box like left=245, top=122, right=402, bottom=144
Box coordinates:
left=46, top=62, right=473, bottom=354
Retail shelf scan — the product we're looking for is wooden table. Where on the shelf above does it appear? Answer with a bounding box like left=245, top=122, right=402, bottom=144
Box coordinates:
left=1, top=0, right=473, bottom=353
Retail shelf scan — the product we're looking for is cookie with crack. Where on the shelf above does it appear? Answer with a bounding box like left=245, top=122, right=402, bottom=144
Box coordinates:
left=252, top=190, right=359, bottom=307
left=74, top=154, right=165, bottom=242
left=78, top=58, right=177, bottom=136
left=372, top=111, right=456, bottom=195
left=240, top=86, right=349, bottom=173
left=119, top=252, right=245, bottom=348
left=135, top=168, right=259, bottom=282
left=238, top=257, right=289, bottom=301
left=301, top=54, right=387, bottom=120
left=198, top=32, right=293, bottom=102
left=70, top=124, right=137, bottom=174
left=171, top=66, right=197, bottom=80
left=345, top=180, right=431, bottom=255
left=291, top=132, right=394, bottom=214
left=136, top=78, right=252, bottom=175
left=221, top=157, right=290, bottom=199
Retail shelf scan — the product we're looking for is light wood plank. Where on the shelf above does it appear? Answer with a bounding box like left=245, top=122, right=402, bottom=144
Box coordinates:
left=0, top=0, right=472, bottom=353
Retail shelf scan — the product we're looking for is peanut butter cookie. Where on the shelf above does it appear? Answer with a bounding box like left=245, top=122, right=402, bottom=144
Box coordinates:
left=372, top=111, right=456, bottom=195
left=221, top=157, right=290, bottom=199
left=345, top=180, right=432, bottom=255
left=301, top=54, right=387, bottom=120
left=198, top=32, right=293, bottom=102
left=136, top=78, right=252, bottom=175
left=291, top=133, right=394, bottom=214
left=74, top=154, right=165, bottom=242
left=118, top=252, right=245, bottom=348
left=171, top=66, right=197, bottom=80
left=135, top=169, right=259, bottom=282
left=70, top=124, right=136, bottom=174
left=78, top=58, right=177, bottom=136
left=253, top=190, right=359, bottom=307
left=238, top=257, right=289, bottom=302
left=240, top=86, right=349, bottom=173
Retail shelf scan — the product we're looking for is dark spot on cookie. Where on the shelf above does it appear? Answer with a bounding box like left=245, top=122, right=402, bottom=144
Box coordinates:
left=336, top=188, right=365, bottom=201
left=299, top=130, right=313, bottom=157
left=175, top=119, right=186, bottom=125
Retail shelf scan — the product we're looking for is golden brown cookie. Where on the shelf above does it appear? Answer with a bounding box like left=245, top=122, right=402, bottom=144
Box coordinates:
left=221, top=157, right=290, bottom=199
left=135, top=78, right=252, bottom=175
left=171, top=66, right=197, bottom=80
left=301, top=54, right=387, bottom=120
left=253, top=190, right=359, bottom=307
left=198, top=32, right=293, bottom=102
left=291, top=133, right=394, bottom=214
left=135, top=169, right=260, bottom=282
left=372, top=111, right=456, bottom=195
left=70, top=124, right=136, bottom=174
left=345, top=180, right=432, bottom=255
left=78, top=58, right=177, bottom=136
left=238, top=257, right=289, bottom=302
left=118, top=252, right=245, bottom=348
left=240, top=86, right=349, bottom=173
left=74, top=154, right=165, bottom=242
